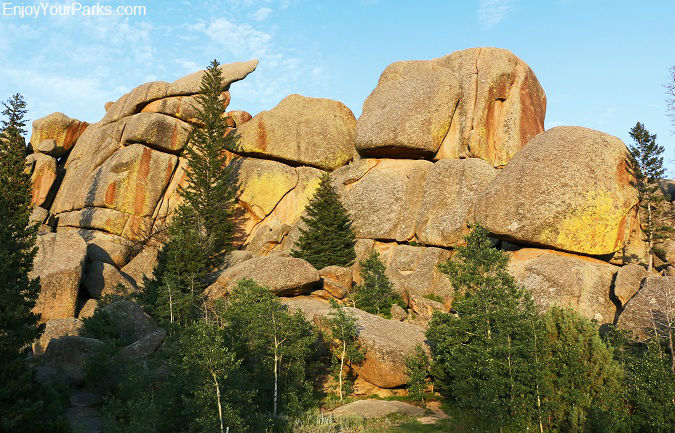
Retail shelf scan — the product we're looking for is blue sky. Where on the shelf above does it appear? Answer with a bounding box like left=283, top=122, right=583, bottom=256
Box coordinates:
left=1, top=0, right=674, bottom=174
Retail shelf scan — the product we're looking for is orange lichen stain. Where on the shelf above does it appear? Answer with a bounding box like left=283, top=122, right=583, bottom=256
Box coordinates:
left=105, top=182, right=117, bottom=206
left=170, top=120, right=180, bottom=150
left=133, top=147, right=152, bottom=215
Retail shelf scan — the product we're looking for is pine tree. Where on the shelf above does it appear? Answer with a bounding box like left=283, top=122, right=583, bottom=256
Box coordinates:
left=428, top=226, right=542, bottom=432
left=628, top=122, right=667, bottom=271
left=351, top=251, right=400, bottom=317
left=0, top=94, right=68, bottom=432
left=324, top=300, right=364, bottom=400
left=291, top=173, right=356, bottom=269
left=539, top=307, right=625, bottom=433
left=143, top=60, right=238, bottom=326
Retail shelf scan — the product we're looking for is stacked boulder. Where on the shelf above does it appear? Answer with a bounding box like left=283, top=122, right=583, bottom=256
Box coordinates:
left=26, top=48, right=674, bottom=392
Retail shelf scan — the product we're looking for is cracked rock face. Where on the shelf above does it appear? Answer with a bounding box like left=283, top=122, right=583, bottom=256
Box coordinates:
left=355, top=47, right=546, bottom=168
left=48, top=60, right=259, bottom=243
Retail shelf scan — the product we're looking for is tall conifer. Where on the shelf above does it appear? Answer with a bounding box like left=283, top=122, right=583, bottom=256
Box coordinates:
left=291, top=173, right=356, bottom=269
left=143, top=60, right=238, bottom=325
left=628, top=122, right=667, bottom=271
left=0, top=94, right=67, bottom=432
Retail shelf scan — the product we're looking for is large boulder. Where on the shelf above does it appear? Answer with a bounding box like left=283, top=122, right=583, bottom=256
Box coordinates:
left=32, top=318, right=84, bottom=357
left=121, top=246, right=160, bottom=288
left=355, top=61, right=461, bottom=158
left=82, top=261, right=136, bottom=299
left=236, top=94, right=357, bottom=171
left=140, top=94, right=205, bottom=123
left=507, top=249, right=619, bottom=325
left=472, top=127, right=639, bottom=256
left=76, top=229, right=137, bottom=267
left=333, top=159, right=432, bottom=242
left=613, top=263, right=647, bottom=307
left=432, top=47, right=546, bottom=167
left=206, top=255, right=321, bottom=299
left=283, top=297, right=427, bottom=388
left=319, top=266, right=353, bottom=299
left=101, top=59, right=258, bottom=125
left=355, top=47, right=546, bottom=168
left=43, top=336, right=105, bottom=386
left=30, top=112, right=89, bottom=158
left=31, top=233, right=88, bottom=320
left=617, top=276, right=674, bottom=340
left=121, top=112, right=192, bottom=153
left=415, top=158, right=496, bottom=247
left=332, top=400, right=425, bottom=420
left=25, top=153, right=58, bottom=207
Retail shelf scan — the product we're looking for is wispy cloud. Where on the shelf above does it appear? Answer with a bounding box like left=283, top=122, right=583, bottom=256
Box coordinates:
left=253, top=7, right=272, bottom=21
left=478, top=0, right=515, bottom=30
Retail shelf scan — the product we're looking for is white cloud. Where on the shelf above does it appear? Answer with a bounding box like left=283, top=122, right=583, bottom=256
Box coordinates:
left=478, top=0, right=515, bottom=30
left=253, top=7, right=272, bottom=21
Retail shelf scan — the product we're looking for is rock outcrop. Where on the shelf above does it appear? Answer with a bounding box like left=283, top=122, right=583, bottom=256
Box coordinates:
left=236, top=94, right=357, bottom=170
left=31, top=232, right=88, bottom=320
left=617, top=276, right=674, bottom=340
left=283, top=297, right=428, bottom=388
left=32, top=318, right=84, bottom=357
left=507, top=248, right=619, bottom=325
left=472, top=127, right=639, bottom=256
left=332, top=399, right=425, bottom=419
left=356, top=47, right=546, bottom=168
left=613, top=264, right=647, bottom=307
left=206, top=255, right=321, bottom=299
left=30, top=112, right=89, bottom=158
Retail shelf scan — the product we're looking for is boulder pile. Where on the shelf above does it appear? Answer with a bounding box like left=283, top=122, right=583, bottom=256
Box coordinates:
left=25, top=47, right=674, bottom=391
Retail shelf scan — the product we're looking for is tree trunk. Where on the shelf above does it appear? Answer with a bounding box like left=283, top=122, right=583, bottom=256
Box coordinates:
left=647, top=201, right=654, bottom=273
left=339, top=341, right=346, bottom=400
left=211, top=371, right=224, bottom=433
left=274, top=352, right=279, bottom=416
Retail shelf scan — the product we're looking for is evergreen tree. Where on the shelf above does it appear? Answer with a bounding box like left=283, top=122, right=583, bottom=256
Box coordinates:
left=428, top=226, right=542, bottom=432
left=539, top=307, right=625, bottom=433
left=323, top=300, right=364, bottom=400
left=143, top=60, right=238, bottom=326
left=291, top=173, right=356, bottom=269
left=0, top=94, right=68, bottom=432
left=351, top=251, right=401, bottom=317
left=219, top=279, right=320, bottom=418
left=628, top=122, right=668, bottom=271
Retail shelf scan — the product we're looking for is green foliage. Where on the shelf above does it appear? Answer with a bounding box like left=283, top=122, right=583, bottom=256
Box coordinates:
left=219, top=279, right=321, bottom=417
left=428, top=226, right=626, bottom=433
left=142, top=60, right=238, bottom=327
left=324, top=300, right=365, bottom=400
left=628, top=122, right=669, bottom=270
left=607, top=329, right=675, bottom=433
left=422, top=293, right=443, bottom=303
left=291, top=173, right=356, bottom=269
left=0, top=94, right=70, bottom=433
left=102, top=321, right=265, bottom=433
left=539, top=307, right=626, bottom=433
left=404, top=344, right=430, bottom=403
left=351, top=251, right=401, bottom=317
